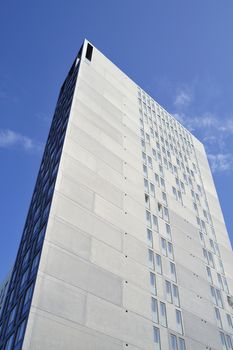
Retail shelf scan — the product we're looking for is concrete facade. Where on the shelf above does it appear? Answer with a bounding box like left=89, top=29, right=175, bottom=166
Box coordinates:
left=1, top=40, right=233, bottom=350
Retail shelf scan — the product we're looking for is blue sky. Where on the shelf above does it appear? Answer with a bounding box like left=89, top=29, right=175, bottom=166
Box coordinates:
left=1, top=0, right=233, bottom=281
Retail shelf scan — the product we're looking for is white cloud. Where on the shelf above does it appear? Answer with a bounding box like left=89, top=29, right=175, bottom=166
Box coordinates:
left=174, top=89, right=192, bottom=108
left=173, top=112, right=220, bottom=131
left=172, top=86, right=233, bottom=173
left=208, top=153, right=233, bottom=173
left=0, top=129, right=41, bottom=152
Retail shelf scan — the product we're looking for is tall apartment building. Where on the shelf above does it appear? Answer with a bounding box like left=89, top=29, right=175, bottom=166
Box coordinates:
left=0, top=39, right=233, bottom=350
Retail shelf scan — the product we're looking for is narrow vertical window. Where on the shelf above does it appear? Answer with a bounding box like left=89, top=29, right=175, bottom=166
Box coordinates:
left=148, top=250, right=155, bottom=270
left=161, top=238, right=167, bottom=256
left=170, top=262, right=177, bottom=282
left=227, top=314, right=233, bottom=330
left=170, top=334, right=178, bottom=350
left=172, top=284, right=180, bottom=307
left=166, top=224, right=172, bottom=240
left=210, top=286, right=217, bottom=304
left=146, top=211, right=152, bottom=228
left=206, top=266, right=213, bottom=283
left=226, top=335, right=233, bottom=350
left=15, top=318, right=27, bottom=345
left=143, top=164, right=148, bottom=177
left=151, top=297, right=159, bottom=323
left=150, top=272, right=157, bottom=295
left=153, top=215, right=159, bottom=232
left=86, top=43, right=93, bottom=61
left=150, top=183, right=155, bottom=197
left=216, top=289, right=223, bottom=308
left=215, top=308, right=222, bottom=329
left=219, top=332, right=227, bottom=350
left=175, top=309, right=183, bottom=334
left=153, top=326, right=161, bottom=350
left=178, top=338, right=186, bottom=350
left=168, top=242, right=174, bottom=260
left=147, top=229, right=153, bottom=247
left=165, top=280, right=172, bottom=303
left=155, top=254, right=162, bottom=274
left=144, top=178, right=149, bottom=193
left=159, top=302, right=167, bottom=327
left=145, top=194, right=150, bottom=209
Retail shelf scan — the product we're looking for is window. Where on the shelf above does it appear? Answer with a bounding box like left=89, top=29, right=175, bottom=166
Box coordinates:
left=86, top=43, right=93, bottom=61
left=168, top=242, right=174, bottom=260
left=20, top=268, right=29, bottom=289
left=226, top=335, right=233, bottom=350
left=7, top=306, right=16, bottom=328
left=208, top=251, right=215, bottom=268
left=158, top=153, right=162, bottom=163
left=31, top=253, right=40, bottom=275
left=178, top=338, right=186, bottom=350
left=215, top=242, right=220, bottom=257
left=152, top=148, right=157, bottom=160
left=36, top=225, right=46, bottom=248
left=153, top=326, right=161, bottom=350
left=22, top=250, right=30, bottom=268
left=220, top=332, right=227, bottom=350
left=166, top=224, right=172, bottom=240
left=165, top=280, right=172, bottom=303
left=155, top=173, right=160, bottom=187
left=223, top=277, right=229, bottom=293
left=148, top=250, right=155, bottom=270
left=150, top=272, right=157, bottom=295
left=160, top=177, right=165, bottom=190
left=159, top=302, right=167, bottom=327
left=206, top=266, right=213, bottom=283
left=211, top=286, right=217, bottom=304
left=170, top=262, right=177, bottom=282
left=219, top=259, right=225, bottom=274
left=145, top=194, right=150, bottom=209
left=161, top=238, right=167, bottom=256
left=227, top=314, right=233, bottom=330
left=42, top=201, right=51, bottom=222
left=143, top=165, right=148, bottom=177
left=148, top=156, right=153, bottom=168
left=162, top=192, right=167, bottom=205
left=151, top=297, right=159, bottom=323
left=177, top=191, right=182, bottom=204
left=211, top=287, right=223, bottom=308
left=172, top=284, right=180, bottom=307
left=144, top=179, right=149, bottom=193
left=158, top=203, right=163, bottom=218
left=180, top=182, right=185, bottom=194
left=150, top=183, right=155, bottom=197
left=22, top=284, right=34, bottom=313
left=216, top=289, right=223, bottom=308
left=175, top=309, right=183, bottom=334
left=215, top=308, right=222, bottom=328
left=199, top=232, right=205, bottom=246
left=203, top=248, right=209, bottom=264
left=146, top=211, right=152, bottom=228
left=159, top=165, right=164, bottom=176
left=170, top=334, right=178, bottom=350
left=15, top=319, right=27, bottom=346
left=155, top=254, right=162, bottom=274
left=142, top=152, right=147, bottom=163
left=147, top=229, right=153, bottom=247
left=164, top=207, right=169, bottom=222
left=218, top=273, right=224, bottom=290
left=153, top=215, right=159, bottom=232
left=5, top=334, right=14, bottom=350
